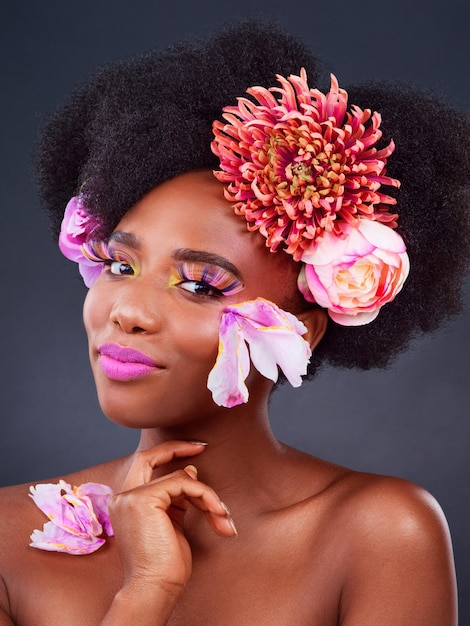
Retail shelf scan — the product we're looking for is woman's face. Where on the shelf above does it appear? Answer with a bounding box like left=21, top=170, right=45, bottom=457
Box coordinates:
left=83, top=170, right=303, bottom=429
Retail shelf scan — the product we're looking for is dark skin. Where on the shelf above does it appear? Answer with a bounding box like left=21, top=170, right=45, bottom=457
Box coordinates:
left=0, top=171, right=457, bottom=625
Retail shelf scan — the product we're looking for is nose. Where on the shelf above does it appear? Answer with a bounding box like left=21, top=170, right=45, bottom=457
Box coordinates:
left=109, top=279, right=163, bottom=335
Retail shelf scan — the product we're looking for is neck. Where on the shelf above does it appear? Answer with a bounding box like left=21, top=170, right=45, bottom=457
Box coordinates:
left=133, top=390, right=285, bottom=510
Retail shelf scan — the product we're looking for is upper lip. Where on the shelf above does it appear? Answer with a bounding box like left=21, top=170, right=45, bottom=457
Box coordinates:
left=98, top=343, right=160, bottom=367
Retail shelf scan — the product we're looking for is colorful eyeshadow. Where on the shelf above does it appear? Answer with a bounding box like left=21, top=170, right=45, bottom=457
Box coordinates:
left=171, top=261, right=243, bottom=296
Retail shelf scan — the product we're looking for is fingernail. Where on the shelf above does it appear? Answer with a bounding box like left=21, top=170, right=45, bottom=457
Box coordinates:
left=188, top=441, right=208, bottom=446
left=220, top=501, right=238, bottom=537
left=220, top=501, right=232, bottom=517
left=228, top=517, right=238, bottom=537
left=184, top=464, right=198, bottom=478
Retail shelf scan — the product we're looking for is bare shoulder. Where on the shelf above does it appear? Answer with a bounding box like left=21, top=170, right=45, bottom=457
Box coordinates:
left=336, top=472, right=451, bottom=542
left=330, top=473, right=457, bottom=625
left=285, top=447, right=452, bottom=545
left=0, top=482, right=38, bottom=616
left=0, top=482, right=38, bottom=550
left=280, top=449, right=457, bottom=625
left=0, top=458, right=127, bottom=620
left=0, top=455, right=127, bottom=563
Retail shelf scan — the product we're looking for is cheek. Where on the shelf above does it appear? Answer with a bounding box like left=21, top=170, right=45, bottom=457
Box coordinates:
left=169, top=306, right=221, bottom=372
left=83, top=284, right=107, bottom=340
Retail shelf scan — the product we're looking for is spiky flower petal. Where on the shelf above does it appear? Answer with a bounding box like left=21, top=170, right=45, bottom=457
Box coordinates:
left=212, top=71, right=400, bottom=261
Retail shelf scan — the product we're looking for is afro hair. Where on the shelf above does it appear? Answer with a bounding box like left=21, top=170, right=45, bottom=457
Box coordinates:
left=36, top=20, right=470, bottom=376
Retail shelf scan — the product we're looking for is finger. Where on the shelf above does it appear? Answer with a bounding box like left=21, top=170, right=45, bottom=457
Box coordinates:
left=186, top=493, right=238, bottom=537
left=183, top=465, right=198, bottom=479
left=162, top=470, right=237, bottom=537
left=182, top=465, right=236, bottom=535
left=123, top=441, right=207, bottom=490
left=118, top=470, right=237, bottom=537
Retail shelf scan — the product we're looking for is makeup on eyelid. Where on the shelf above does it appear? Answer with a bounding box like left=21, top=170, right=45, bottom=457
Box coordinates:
left=82, top=240, right=138, bottom=275
left=169, top=261, right=244, bottom=296
left=81, top=241, right=244, bottom=295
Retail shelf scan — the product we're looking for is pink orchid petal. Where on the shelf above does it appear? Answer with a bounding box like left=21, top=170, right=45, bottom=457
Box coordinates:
left=207, top=299, right=311, bottom=408
left=77, top=483, right=114, bottom=536
left=58, top=196, right=103, bottom=287
left=207, top=311, right=250, bottom=408
left=29, top=480, right=114, bottom=555
left=78, top=261, right=103, bottom=288
left=243, top=323, right=310, bottom=387
left=63, top=493, right=103, bottom=537
left=30, top=522, right=106, bottom=555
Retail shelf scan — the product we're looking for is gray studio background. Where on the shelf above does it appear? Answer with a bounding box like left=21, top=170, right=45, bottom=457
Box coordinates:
left=1, top=0, right=469, bottom=621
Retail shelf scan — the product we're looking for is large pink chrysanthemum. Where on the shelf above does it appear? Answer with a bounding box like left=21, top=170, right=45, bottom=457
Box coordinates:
left=212, top=70, right=400, bottom=261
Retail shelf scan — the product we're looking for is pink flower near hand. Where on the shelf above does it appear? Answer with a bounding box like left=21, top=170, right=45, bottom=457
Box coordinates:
left=298, top=219, right=410, bottom=326
left=207, top=298, right=311, bottom=408
left=29, top=480, right=114, bottom=555
left=58, top=196, right=103, bottom=287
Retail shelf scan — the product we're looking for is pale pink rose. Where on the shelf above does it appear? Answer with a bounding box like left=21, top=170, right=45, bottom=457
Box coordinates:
left=58, top=196, right=103, bottom=287
left=29, top=480, right=114, bottom=555
left=298, top=219, right=410, bottom=326
left=207, top=298, right=311, bottom=408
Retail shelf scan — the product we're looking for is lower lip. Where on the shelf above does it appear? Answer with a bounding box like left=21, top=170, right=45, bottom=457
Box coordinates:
left=99, top=354, right=159, bottom=381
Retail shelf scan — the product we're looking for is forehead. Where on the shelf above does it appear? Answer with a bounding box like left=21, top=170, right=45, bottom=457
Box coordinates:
left=117, top=170, right=248, bottom=250
left=114, top=170, right=302, bottom=306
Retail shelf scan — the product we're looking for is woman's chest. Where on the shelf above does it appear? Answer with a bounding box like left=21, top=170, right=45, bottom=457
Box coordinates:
left=11, top=506, right=345, bottom=625
left=14, top=556, right=341, bottom=626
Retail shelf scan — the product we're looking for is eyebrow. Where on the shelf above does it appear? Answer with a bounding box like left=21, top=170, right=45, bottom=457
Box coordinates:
left=108, top=233, right=243, bottom=281
left=108, top=231, right=140, bottom=249
left=172, top=248, right=243, bottom=281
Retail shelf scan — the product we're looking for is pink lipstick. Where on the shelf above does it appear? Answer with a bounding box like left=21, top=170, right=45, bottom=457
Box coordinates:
left=98, top=343, right=161, bottom=381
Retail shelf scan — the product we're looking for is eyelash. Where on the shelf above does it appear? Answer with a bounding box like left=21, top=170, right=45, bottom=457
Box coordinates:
left=172, top=262, right=244, bottom=298
left=81, top=241, right=136, bottom=276
left=80, top=243, right=243, bottom=297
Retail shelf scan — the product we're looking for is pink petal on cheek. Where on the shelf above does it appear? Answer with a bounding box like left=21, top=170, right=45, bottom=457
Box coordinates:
left=243, top=322, right=310, bottom=387
left=241, top=322, right=280, bottom=383
left=207, top=312, right=250, bottom=408
left=208, top=299, right=311, bottom=406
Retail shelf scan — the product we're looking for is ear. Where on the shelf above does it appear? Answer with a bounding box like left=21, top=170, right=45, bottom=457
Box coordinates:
left=295, top=307, right=328, bottom=351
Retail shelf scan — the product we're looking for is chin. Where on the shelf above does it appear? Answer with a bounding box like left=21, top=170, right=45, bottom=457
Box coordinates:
left=95, top=381, right=221, bottom=431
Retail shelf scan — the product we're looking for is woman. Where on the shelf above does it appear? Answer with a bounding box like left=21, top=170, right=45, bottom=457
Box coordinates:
left=0, top=22, right=468, bottom=624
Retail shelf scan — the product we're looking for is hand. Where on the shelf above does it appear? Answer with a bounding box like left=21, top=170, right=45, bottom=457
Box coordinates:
left=109, top=441, right=236, bottom=598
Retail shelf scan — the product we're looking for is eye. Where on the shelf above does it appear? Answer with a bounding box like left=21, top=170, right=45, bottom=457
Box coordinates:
left=171, top=261, right=244, bottom=298
left=108, top=261, right=135, bottom=276
left=178, top=280, right=222, bottom=297
left=82, top=241, right=138, bottom=277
